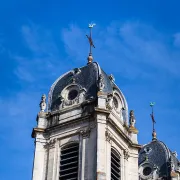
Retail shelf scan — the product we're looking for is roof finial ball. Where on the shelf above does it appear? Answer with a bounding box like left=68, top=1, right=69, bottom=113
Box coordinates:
left=86, top=23, right=96, bottom=64
left=87, top=54, right=93, bottom=64
left=39, top=94, right=46, bottom=112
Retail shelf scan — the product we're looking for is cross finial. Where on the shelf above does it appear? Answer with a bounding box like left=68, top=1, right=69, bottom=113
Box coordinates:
left=150, top=102, right=157, bottom=141
left=86, top=23, right=96, bottom=64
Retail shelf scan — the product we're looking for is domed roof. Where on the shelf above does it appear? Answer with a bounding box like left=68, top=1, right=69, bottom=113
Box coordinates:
left=48, top=62, right=128, bottom=112
left=139, top=140, right=179, bottom=178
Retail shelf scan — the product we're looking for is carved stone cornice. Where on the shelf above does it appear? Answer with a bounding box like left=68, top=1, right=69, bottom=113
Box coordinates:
left=108, top=118, right=141, bottom=149
left=31, top=127, right=45, bottom=138
left=46, top=114, right=92, bottom=131
left=79, top=128, right=91, bottom=138
left=124, top=149, right=130, bottom=160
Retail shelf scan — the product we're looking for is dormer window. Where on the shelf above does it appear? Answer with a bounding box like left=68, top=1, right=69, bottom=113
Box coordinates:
left=113, top=97, right=119, bottom=110
left=143, top=166, right=152, bottom=176
left=144, top=147, right=152, bottom=154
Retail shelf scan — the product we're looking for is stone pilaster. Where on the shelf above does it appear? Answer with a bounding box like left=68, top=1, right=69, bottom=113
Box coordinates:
left=96, top=114, right=107, bottom=180
left=32, top=133, right=46, bottom=180
left=79, top=128, right=91, bottom=180
left=105, top=130, right=112, bottom=180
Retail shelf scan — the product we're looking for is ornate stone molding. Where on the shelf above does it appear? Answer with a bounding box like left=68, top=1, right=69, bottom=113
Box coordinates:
left=44, top=138, right=57, bottom=149
left=79, top=128, right=91, bottom=138
left=105, top=130, right=112, bottom=143
left=124, top=149, right=130, bottom=160
left=106, top=94, right=113, bottom=110
left=99, top=74, right=105, bottom=91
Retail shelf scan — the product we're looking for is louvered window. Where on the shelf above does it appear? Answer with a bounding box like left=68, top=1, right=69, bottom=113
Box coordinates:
left=111, top=148, right=121, bottom=180
left=59, top=143, right=79, bottom=180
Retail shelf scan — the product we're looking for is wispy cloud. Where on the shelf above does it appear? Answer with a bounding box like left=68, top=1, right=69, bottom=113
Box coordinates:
left=62, top=21, right=180, bottom=78
left=61, top=21, right=180, bottom=154
left=12, top=23, right=72, bottom=84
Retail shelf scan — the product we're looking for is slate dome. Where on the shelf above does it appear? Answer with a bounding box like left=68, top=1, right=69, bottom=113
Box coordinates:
left=139, top=140, right=179, bottom=179
left=48, top=62, right=128, bottom=114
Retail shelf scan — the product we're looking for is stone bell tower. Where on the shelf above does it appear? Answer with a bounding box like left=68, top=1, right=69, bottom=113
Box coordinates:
left=31, top=24, right=141, bottom=180
left=31, top=62, right=141, bottom=180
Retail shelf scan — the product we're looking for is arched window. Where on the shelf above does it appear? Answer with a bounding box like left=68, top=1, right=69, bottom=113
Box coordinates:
left=59, top=142, right=79, bottom=180
left=111, top=148, right=121, bottom=180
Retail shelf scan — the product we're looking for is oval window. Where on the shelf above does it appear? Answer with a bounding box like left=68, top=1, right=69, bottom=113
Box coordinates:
left=143, top=167, right=152, bottom=176
left=113, top=97, right=118, bottom=109
left=68, top=89, right=78, bottom=100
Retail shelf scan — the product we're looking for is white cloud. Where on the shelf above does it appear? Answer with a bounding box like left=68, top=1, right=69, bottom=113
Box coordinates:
left=13, top=23, right=72, bottom=84
left=61, top=21, right=180, bottom=78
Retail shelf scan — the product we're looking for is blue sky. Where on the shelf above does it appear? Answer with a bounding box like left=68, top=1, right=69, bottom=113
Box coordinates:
left=0, top=0, right=180, bottom=179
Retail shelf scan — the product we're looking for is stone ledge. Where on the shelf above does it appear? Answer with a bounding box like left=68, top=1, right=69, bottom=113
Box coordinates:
left=31, top=127, right=45, bottom=138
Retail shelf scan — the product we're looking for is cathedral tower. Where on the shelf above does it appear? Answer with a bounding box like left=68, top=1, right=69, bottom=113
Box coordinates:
left=31, top=61, right=141, bottom=180
left=31, top=24, right=141, bottom=180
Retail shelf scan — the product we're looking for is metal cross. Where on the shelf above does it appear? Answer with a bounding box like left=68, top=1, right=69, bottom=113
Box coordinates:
left=86, top=23, right=96, bottom=55
left=150, top=102, right=156, bottom=132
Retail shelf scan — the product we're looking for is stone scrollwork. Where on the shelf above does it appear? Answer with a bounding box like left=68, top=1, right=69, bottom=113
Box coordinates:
left=105, top=130, right=112, bottom=143
left=80, top=128, right=91, bottom=138
left=44, top=138, right=57, bottom=149
left=106, top=93, right=113, bottom=110
left=124, top=149, right=130, bottom=160
left=99, top=74, right=105, bottom=91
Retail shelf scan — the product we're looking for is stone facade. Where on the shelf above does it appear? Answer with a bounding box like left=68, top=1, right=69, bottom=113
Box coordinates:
left=31, top=62, right=141, bottom=180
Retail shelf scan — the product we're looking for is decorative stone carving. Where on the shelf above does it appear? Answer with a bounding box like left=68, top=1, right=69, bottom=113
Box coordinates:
left=128, top=110, right=138, bottom=134
left=99, top=74, right=105, bottom=91
left=124, top=149, right=130, bottom=160
left=74, top=68, right=81, bottom=74
left=106, top=94, right=113, bottom=110
left=129, top=110, right=135, bottom=127
left=60, top=84, right=87, bottom=109
left=80, top=128, right=91, bottom=138
left=108, top=74, right=115, bottom=82
left=105, top=130, right=112, bottom=143
left=44, top=139, right=57, bottom=149
left=39, top=94, right=46, bottom=112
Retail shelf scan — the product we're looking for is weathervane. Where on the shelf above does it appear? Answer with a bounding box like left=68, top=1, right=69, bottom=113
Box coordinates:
left=150, top=102, right=157, bottom=141
left=86, top=23, right=96, bottom=64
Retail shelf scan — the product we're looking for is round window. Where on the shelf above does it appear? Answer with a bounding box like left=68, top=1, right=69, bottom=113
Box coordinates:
left=143, top=167, right=152, bottom=176
left=113, top=97, right=118, bottom=109
left=68, top=89, right=78, bottom=100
